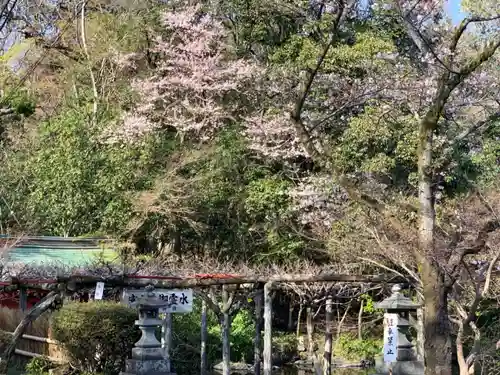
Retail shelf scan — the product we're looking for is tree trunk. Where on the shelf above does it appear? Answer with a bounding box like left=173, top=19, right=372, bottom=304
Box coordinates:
left=306, top=306, right=315, bottom=360
left=263, top=282, right=273, bottom=375
left=419, top=121, right=452, bottom=375
left=323, top=297, right=333, bottom=375
left=0, top=291, right=61, bottom=374
left=421, top=237, right=452, bottom=375
left=254, top=288, right=263, bottom=375
left=200, top=299, right=208, bottom=375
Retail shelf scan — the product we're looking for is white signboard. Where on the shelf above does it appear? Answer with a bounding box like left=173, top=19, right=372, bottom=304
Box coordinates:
left=122, top=288, right=193, bottom=313
left=94, top=282, right=105, bottom=300
left=383, top=313, right=399, bottom=363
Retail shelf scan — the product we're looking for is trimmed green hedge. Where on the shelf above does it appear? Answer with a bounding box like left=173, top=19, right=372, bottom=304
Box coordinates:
left=51, top=301, right=139, bottom=374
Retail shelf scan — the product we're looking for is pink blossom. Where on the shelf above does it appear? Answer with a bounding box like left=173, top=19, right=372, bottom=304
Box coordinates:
left=244, top=113, right=309, bottom=159
left=111, top=4, right=264, bottom=143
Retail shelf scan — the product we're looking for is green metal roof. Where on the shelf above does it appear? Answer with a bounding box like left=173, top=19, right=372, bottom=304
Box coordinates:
left=1, top=236, right=118, bottom=267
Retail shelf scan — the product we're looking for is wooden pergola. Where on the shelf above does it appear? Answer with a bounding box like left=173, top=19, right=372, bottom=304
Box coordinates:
left=0, top=271, right=409, bottom=375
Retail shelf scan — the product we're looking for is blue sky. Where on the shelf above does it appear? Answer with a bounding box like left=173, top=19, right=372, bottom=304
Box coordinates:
left=445, top=0, right=467, bottom=24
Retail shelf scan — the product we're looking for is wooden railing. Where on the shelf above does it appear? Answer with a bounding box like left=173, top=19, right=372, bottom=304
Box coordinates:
left=6, top=332, right=66, bottom=363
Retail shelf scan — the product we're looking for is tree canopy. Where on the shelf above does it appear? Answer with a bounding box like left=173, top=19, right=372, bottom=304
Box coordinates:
left=0, top=1, right=499, bottom=373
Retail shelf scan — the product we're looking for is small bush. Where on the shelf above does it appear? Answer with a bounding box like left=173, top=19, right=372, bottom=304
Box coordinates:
left=25, top=357, right=54, bottom=375
left=51, top=301, right=139, bottom=375
left=272, top=333, right=298, bottom=364
left=334, top=333, right=382, bottom=361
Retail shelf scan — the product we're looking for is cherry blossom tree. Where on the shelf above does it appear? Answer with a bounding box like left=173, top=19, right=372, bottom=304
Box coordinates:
left=112, top=3, right=499, bottom=373
left=109, top=3, right=264, bottom=144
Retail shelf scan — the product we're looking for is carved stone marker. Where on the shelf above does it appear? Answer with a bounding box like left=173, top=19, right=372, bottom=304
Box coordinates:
left=120, top=285, right=175, bottom=375
left=373, top=284, right=424, bottom=375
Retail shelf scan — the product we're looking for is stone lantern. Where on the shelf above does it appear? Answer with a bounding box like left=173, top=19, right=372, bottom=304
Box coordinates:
left=373, top=284, right=424, bottom=375
left=120, top=285, right=175, bottom=375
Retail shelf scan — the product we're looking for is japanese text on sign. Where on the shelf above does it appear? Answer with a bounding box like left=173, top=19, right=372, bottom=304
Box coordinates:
left=122, top=289, right=193, bottom=313
left=383, top=313, right=399, bottom=363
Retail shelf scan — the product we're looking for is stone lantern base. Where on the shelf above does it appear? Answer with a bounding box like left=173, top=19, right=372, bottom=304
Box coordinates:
left=373, top=357, right=424, bottom=375
left=120, top=358, right=175, bottom=375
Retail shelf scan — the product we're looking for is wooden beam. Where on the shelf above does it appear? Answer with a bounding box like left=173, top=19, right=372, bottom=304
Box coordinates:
left=13, top=349, right=64, bottom=363
left=5, top=273, right=408, bottom=292
left=5, top=332, right=59, bottom=345
left=70, top=273, right=406, bottom=288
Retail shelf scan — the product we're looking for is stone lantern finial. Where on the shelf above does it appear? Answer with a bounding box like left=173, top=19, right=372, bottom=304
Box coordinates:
left=391, top=284, right=402, bottom=293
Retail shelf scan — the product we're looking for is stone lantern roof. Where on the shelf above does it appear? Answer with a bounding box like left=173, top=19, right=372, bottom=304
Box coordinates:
left=374, top=284, right=421, bottom=311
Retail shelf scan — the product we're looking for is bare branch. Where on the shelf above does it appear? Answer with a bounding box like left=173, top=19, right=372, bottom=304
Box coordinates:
left=450, top=15, right=500, bottom=53
left=483, top=250, right=500, bottom=297
left=456, top=38, right=500, bottom=79
left=195, top=290, right=221, bottom=318
left=290, top=0, right=353, bottom=160
left=446, top=217, right=500, bottom=287
left=435, top=109, right=500, bottom=172
left=221, top=285, right=237, bottom=313
left=79, top=1, right=98, bottom=124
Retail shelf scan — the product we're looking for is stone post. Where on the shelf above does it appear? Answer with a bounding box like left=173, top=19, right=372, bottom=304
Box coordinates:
left=120, top=285, right=175, bottom=375
left=373, top=284, right=424, bottom=375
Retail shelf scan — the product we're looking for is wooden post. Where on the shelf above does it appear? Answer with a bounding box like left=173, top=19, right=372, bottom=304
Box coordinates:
left=306, top=306, right=315, bottom=360
left=200, top=299, right=208, bottom=375
left=416, top=307, right=424, bottom=361
left=296, top=303, right=303, bottom=338
left=288, top=297, right=294, bottom=331
left=221, top=285, right=231, bottom=375
left=19, top=288, right=27, bottom=313
left=161, top=313, right=172, bottom=372
left=323, top=297, right=333, bottom=375
left=254, top=287, right=263, bottom=375
left=263, top=282, right=273, bottom=375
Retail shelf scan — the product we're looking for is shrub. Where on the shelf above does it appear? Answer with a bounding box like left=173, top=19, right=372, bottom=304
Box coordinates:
left=51, top=301, right=139, bottom=374
left=25, top=357, right=54, bottom=375
left=334, top=333, right=382, bottom=361
left=477, top=311, right=500, bottom=375
left=272, top=332, right=298, bottom=364
left=0, top=330, right=11, bottom=352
